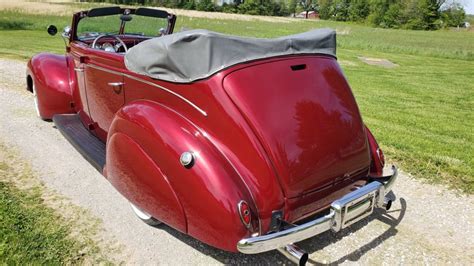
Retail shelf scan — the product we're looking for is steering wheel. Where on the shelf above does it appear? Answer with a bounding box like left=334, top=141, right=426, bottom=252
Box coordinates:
left=91, top=34, right=128, bottom=53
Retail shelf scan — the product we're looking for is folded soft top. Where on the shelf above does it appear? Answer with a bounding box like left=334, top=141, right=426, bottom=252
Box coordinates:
left=125, top=28, right=336, bottom=83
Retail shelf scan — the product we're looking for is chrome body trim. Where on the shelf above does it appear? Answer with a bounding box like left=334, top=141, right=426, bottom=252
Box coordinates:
left=86, top=63, right=208, bottom=116
left=237, top=165, right=398, bottom=254
left=107, top=81, right=124, bottom=94
left=107, top=82, right=124, bottom=87
left=125, top=74, right=208, bottom=116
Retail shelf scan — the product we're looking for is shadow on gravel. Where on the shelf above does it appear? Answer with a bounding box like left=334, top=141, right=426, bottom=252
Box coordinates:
left=157, top=197, right=407, bottom=265
left=305, top=197, right=407, bottom=265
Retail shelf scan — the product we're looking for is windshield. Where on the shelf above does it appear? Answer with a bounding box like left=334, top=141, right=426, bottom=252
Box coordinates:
left=77, top=14, right=168, bottom=39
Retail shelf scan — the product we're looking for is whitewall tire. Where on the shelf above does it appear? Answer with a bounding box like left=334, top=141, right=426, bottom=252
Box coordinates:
left=130, top=203, right=162, bottom=226
left=32, top=83, right=41, bottom=117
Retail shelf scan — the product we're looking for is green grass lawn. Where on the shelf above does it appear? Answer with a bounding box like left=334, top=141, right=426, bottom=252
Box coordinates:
left=0, top=145, right=108, bottom=264
left=0, top=8, right=472, bottom=193
left=0, top=182, right=84, bottom=263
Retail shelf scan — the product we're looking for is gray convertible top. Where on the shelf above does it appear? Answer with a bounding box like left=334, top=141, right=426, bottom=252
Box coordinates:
left=125, top=28, right=336, bottom=83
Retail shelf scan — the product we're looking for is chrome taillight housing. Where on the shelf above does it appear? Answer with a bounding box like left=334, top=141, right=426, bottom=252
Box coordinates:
left=237, top=200, right=260, bottom=234
left=238, top=200, right=252, bottom=228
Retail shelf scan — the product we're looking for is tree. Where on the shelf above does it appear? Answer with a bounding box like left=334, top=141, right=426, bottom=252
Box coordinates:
left=348, top=0, right=370, bottom=21
left=367, top=0, right=390, bottom=27
left=382, top=2, right=402, bottom=28
left=442, top=2, right=466, bottom=27
left=289, top=0, right=298, bottom=16
left=332, top=0, right=350, bottom=21
left=318, top=0, right=333, bottom=20
left=300, top=0, right=317, bottom=18
left=402, top=0, right=445, bottom=30
left=421, top=0, right=444, bottom=30
left=196, top=0, right=215, bottom=11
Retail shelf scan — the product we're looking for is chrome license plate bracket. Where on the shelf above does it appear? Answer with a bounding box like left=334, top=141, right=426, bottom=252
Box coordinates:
left=341, top=192, right=376, bottom=228
left=330, top=181, right=382, bottom=232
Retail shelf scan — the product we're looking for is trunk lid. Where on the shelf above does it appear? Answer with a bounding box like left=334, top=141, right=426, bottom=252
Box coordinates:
left=223, top=56, right=370, bottom=198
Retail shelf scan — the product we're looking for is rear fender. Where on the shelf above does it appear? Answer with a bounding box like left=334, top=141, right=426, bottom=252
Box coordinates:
left=366, top=126, right=385, bottom=176
left=26, top=53, right=75, bottom=119
left=107, top=100, right=256, bottom=252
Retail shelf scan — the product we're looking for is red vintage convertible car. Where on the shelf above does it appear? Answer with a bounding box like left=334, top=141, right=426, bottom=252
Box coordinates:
left=26, top=6, right=397, bottom=264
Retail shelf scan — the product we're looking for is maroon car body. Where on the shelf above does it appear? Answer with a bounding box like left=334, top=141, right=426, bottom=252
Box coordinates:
left=26, top=6, right=397, bottom=264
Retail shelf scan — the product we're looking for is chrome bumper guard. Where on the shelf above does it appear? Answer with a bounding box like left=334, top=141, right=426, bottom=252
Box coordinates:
left=237, top=165, right=398, bottom=254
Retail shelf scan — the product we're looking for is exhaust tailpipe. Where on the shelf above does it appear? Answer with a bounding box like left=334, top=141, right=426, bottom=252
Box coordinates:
left=383, top=197, right=392, bottom=211
left=277, top=244, right=308, bottom=266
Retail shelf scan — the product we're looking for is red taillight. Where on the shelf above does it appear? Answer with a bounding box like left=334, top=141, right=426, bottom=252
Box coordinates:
left=238, top=200, right=251, bottom=228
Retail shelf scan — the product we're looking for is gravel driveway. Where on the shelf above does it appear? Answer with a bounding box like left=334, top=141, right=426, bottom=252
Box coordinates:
left=0, top=59, right=473, bottom=264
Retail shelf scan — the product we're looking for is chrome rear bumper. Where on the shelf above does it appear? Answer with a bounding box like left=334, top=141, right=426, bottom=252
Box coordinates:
left=237, top=165, right=398, bottom=254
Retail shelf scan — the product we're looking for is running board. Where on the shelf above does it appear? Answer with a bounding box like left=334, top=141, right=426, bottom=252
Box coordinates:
left=53, top=114, right=105, bottom=172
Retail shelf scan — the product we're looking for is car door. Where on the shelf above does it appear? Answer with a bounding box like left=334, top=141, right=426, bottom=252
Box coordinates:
left=72, top=56, right=93, bottom=126
left=84, top=51, right=125, bottom=141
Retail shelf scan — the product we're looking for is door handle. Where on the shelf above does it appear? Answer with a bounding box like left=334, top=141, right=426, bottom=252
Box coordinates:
left=74, top=67, right=84, bottom=72
left=108, top=82, right=124, bottom=94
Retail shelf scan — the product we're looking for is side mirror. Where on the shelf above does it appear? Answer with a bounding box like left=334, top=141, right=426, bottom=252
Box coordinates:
left=159, top=28, right=166, bottom=36
left=47, top=25, right=58, bottom=36
left=120, top=14, right=133, bottom=22
left=62, top=26, right=71, bottom=38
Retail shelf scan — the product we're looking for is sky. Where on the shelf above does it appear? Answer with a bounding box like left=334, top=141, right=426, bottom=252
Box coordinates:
left=457, top=0, right=474, bottom=15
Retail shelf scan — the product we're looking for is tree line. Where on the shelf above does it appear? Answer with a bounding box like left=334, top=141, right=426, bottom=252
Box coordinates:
left=87, top=0, right=467, bottom=30
left=315, top=0, right=467, bottom=30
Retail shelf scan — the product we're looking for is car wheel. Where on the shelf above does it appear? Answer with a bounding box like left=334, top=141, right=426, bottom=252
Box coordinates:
left=130, top=203, right=162, bottom=226
left=32, top=83, right=41, bottom=117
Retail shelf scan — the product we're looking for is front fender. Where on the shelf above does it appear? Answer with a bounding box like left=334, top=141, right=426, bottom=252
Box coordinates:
left=106, top=100, right=257, bottom=252
left=27, top=53, right=74, bottom=119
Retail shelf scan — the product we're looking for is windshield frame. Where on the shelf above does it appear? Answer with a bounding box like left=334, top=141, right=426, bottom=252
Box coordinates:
left=70, top=6, right=176, bottom=42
